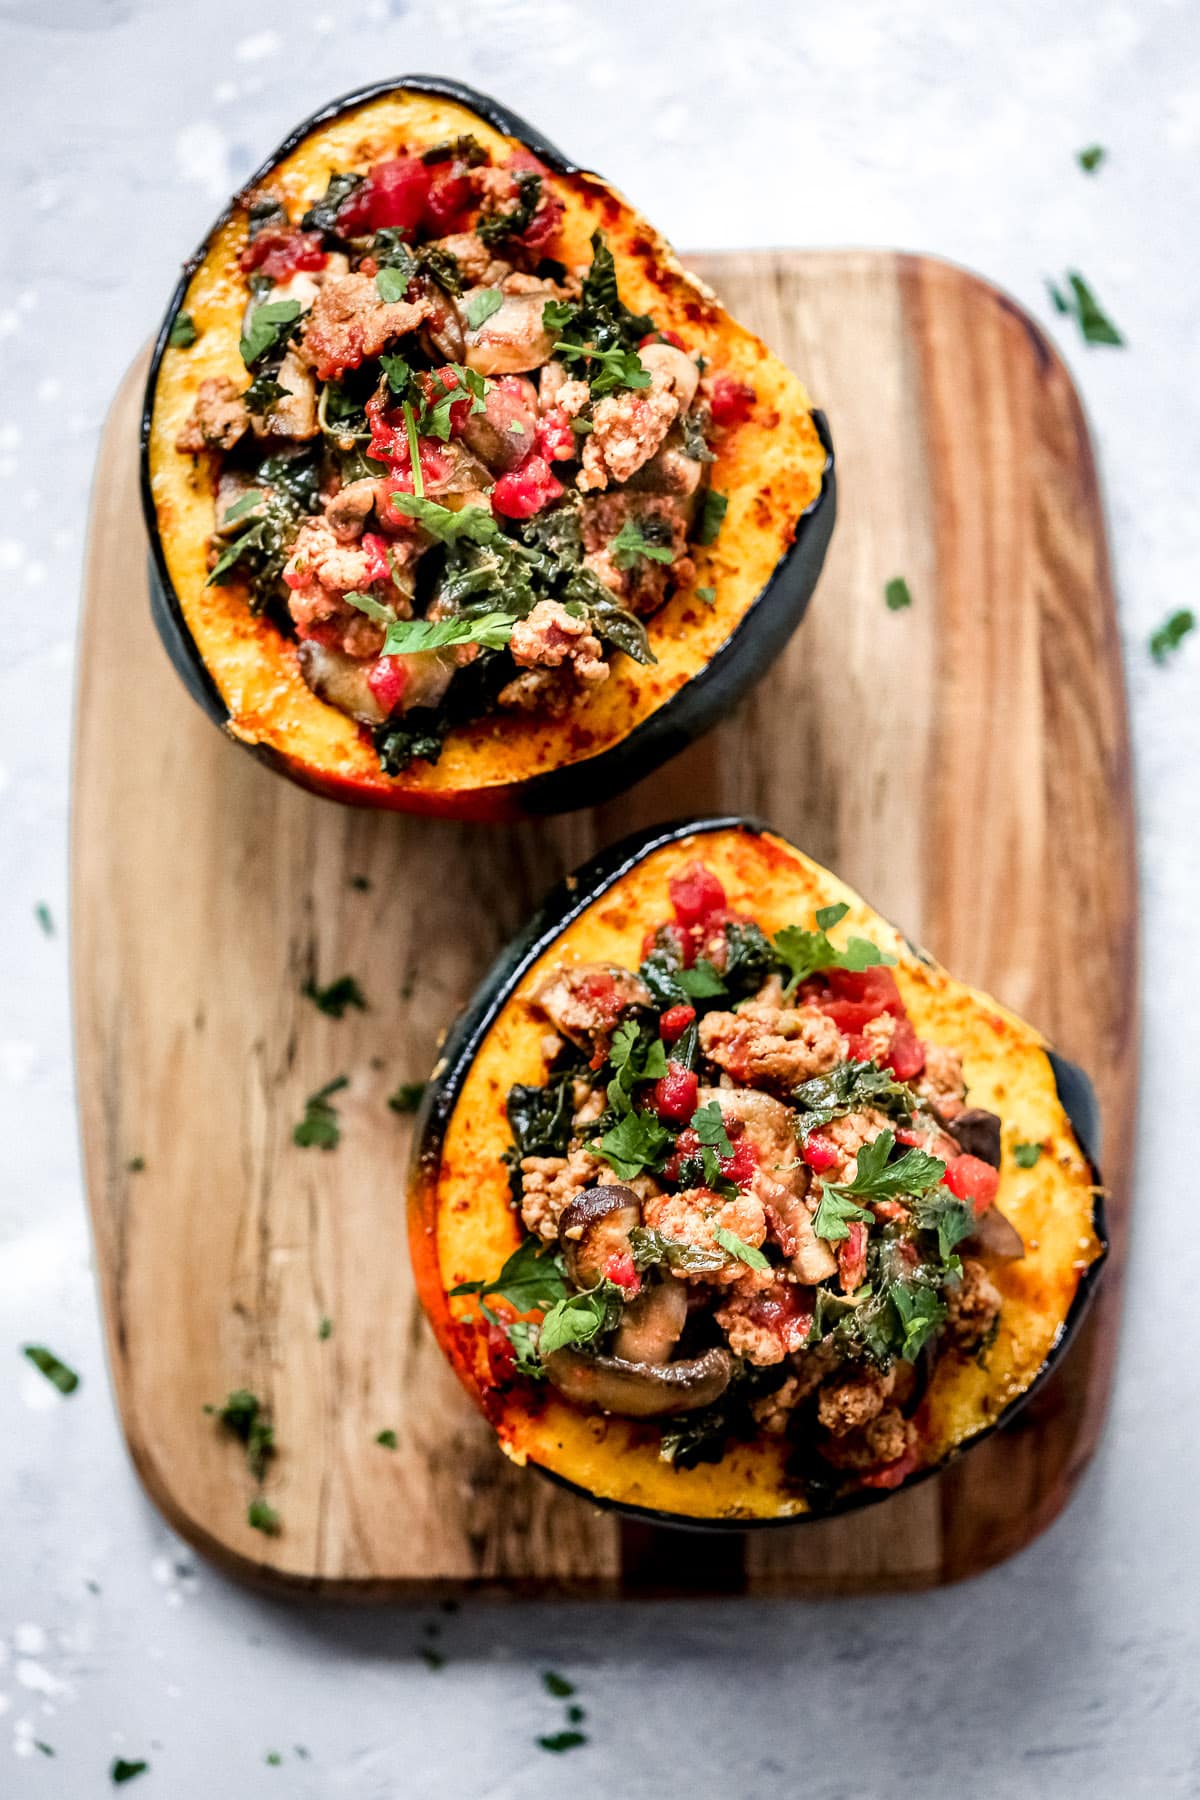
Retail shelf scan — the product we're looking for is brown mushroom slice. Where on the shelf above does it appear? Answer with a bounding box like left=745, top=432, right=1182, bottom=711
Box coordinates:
left=557, top=1186, right=641, bottom=1289
left=949, top=1107, right=1003, bottom=1167
left=544, top=1345, right=733, bottom=1418
left=967, top=1204, right=1026, bottom=1261
left=612, top=1277, right=688, bottom=1366
left=297, top=642, right=456, bottom=727
left=462, top=288, right=557, bottom=375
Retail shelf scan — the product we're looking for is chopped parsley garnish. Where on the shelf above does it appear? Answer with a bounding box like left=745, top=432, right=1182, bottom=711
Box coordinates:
left=375, top=1429, right=399, bottom=1449
left=885, top=576, right=912, bottom=611
left=714, top=1227, right=770, bottom=1270
left=22, top=1344, right=80, bottom=1395
left=543, top=1671, right=575, bottom=1697
left=168, top=311, right=198, bottom=348
left=696, top=585, right=716, bottom=606
left=293, top=1075, right=349, bottom=1150
left=695, top=488, right=728, bottom=546
left=465, top=288, right=504, bottom=330
left=388, top=493, right=506, bottom=544
left=420, top=1645, right=447, bottom=1670
left=1077, top=144, right=1106, bottom=173
left=545, top=231, right=656, bottom=397
left=381, top=611, right=517, bottom=656
left=610, top=518, right=675, bottom=569
left=1149, top=608, right=1194, bottom=663
left=302, top=974, right=366, bottom=1018
left=416, top=364, right=489, bottom=440
left=247, top=1496, right=281, bottom=1536
left=1046, top=271, right=1124, bottom=346
left=34, top=901, right=54, bottom=936
left=239, top=297, right=302, bottom=367
left=537, top=1731, right=587, bottom=1754
left=537, top=1281, right=624, bottom=1357
left=266, top=1751, right=283, bottom=1766
left=773, top=902, right=894, bottom=995
left=206, top=1388, right=275, bottom=1479
left=379, top=351, right=412, bottom=393
left=1013, top=1141, right=1043, bottom=1167
left=449, top=1236, right=569, bottom=1314
left=349, top=874, right=371, bottom=891
left=596, top=1108, right=674, bottom=1181
left=812, top=1129, right=946, bottom=1241
left=111, top=1759, right=149, bottom=1785
left=674, top=958, right=727, bottom=999
left=376, top=265, right=413, bottom=304
left=388, top=1081, right=426, bottom=1114
left=810, top=1188, right=874, bottom=1243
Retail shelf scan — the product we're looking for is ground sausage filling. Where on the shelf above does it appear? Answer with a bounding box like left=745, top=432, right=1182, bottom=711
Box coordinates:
left=455, top=861, right=1021, bottom=1491
left=173, top=136, right=753, bottom=773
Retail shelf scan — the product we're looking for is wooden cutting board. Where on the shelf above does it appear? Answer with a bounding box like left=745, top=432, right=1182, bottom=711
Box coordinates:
left=73, top=250, right=1136, bottom=1596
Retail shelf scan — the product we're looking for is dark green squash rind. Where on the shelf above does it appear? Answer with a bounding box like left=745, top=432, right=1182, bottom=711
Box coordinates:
left=139, top=78, right=835, bottom=816
left=410, top=813, right=1108, bottom=1530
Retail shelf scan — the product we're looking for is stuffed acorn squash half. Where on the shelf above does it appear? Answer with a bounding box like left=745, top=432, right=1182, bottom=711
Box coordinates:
left=142, top=79, right=834, bottom=819
left=409, top=819, right=1106, bottom=1525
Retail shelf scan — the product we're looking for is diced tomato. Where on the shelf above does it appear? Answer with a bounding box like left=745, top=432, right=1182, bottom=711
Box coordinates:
left=505, top=148, right=550, bottom=176
left=723, top=1137, right=758, bottom=1189
left=238, top=228, right=328, bottom=279
left=363, top=154, right=433, bottom=234
left=491, top=455, right=564, bottom=519
left=654, top=1062, right=699, bottom=1123
left=882, top=1015, right=925, bottom=1081
left=860, top=1446, right=921, bottom=1491
left=360, top=532, right=392, bottom=585
left=423, top=164, right=473, bottom=235
left=744, top=1283, right=812, bottom=1355
left=581, top=970, right=618, bottom=1012
left=658, top=1004, right=696, bottom=1045
left=838, top=1220, right=868, bottom=1292
left=668, top=862, right=727, bottom=930
left=535, top=406, right=576, bottom=462
left=943, top=1155, right=1000, bottom=1212
left=603, top=1252, right=641, bottom=1294
left=482, top=1319, right=517, bottom=1384
left=802, top=1131, right=840, bottom=1173
left=642, top=921, right=687, bottom=964
left=367, top=656, right=408, bottom=717
left=708, top=375, right=757, bottom=429
left=418, top=366, right=473, bottom=437
left=639, top=328, right=687, bottom=351
left=664, top=1126, right=700, bottom=1181
left=519, top=191, right=564, bottom=250
left=827, top=965, right=904, bottom=1011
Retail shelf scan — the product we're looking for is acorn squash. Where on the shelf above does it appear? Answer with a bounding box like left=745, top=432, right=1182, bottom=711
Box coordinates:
left=141, top=78, right=834, bottom=820
left=409, top=818, right=1106, bottom=1525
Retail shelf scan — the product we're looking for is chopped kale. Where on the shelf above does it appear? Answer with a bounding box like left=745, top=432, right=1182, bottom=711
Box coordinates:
left=301, top=170, right=365, bottom=234
left=792, top=1059, right=916, bottom=1133
left=477, top=170, right=543, bottom=246
left=373, top=710, right=449, bottom=775
left=168, top=311, right=198, bottom=348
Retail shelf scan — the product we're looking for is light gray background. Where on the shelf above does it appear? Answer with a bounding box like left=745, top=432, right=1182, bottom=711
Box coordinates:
left=2, top=1, right=1197, bottom=1794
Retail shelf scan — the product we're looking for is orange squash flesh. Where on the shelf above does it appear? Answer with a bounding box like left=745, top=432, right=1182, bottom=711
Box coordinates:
left=143, top=82, right=833, bottom=819
left=409, top=819, right=1106, bottom=1525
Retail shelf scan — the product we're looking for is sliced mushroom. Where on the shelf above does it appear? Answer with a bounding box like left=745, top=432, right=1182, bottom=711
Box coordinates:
left=612, top=1277, right=688, bottom=1366
left=624, top=428, right=705, bottom=501
left=297, top=642, right=456, bottom=727
left=557, top=1185, right=641, bottom=1289
left=949, top=1108, right=1002, bottom=1167
left=544, top=1345, right=733, bottom=1418
left=695, top=1086, right=837, bottom=1283
left=461, top=374, right=539, bottom=473
left=252, top=346, right=319, bottom=441
left=462, top=287, right=557, bottom=375
left=789, top=1205, right=840, bottom=1284
left=636, top=342, right=700, bottom=412
left=967, top=1204, right=1025, bottom=1261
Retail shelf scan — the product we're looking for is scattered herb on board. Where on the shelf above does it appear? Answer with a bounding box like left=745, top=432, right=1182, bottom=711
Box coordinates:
left=1149, top=609, right=1194, bottom=664
left=302, top=974, right=367, bottom=1018
left=465, top=288, right=504, bottom=330
left=265, top=1751, right=282, bottom=1767
left=318, top=1316, right=333, bottom=1340
left=35, top=1740, right=54, bottom=1756
left=206, top=1389, right=275, bottom=1479
left=566, top=1704, right=585, bottom=1725
left=247, top=1497, right=281, bottom=1536
left=35, top=902, right=54, bottom=936
left=375, top=1429, right=398, bottom=1449
left=388, top=1081, right=426, bottom=1114
left=127, top=1156, right=146, bottom=1173
left=610, top=518, right=675, bottom=569
left=110, top=1760, right=149, bottom=1785
left=1077, top=144, right=1106, bottom=173
left=696, top=585, right=716, bottom=606
left=294, top=1075, right=349, bottom=1149
left=169, top=311, right=198, bottom=347
left=1046, top=271, right=1124, bottom=346
left=1013, top=1141, right=1044, bottom=1167
left=419, top=1645, right=447, bottom=1670
left=885, top=576, right=912, bottom=611
left=695, top=488, right=728, bottom=546
left=543, top=1671, right=575, bottom=1697
left=349, top=874, right=371, bottom=891
left=538, top=1731, right=587, bottom=1753
left=714, top=1227, right=770, bottom=1270
left=22, top=1345, right=80, bottom=1395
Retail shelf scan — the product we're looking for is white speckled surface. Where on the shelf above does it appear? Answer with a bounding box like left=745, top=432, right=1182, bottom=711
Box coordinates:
left=2, top=1, right=1198, bottom=1793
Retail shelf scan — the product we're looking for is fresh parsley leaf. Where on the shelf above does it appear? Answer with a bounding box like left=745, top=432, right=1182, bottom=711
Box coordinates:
left=381, top=611, right=517, bottom=655
left=714, top=1227, right=770, bottom=1270
left=675, top=958, right=727, bottom=999
left=605, top=1021, right=668, bottom=1117
left=449, top=1236, right=569, bottom=1314
left=543, top=1670, right=575, bottom=1697
left=890, top=1280, right=947, bottom=1360
left=302, top=974, right=366, bottom=1018
left=810, top=1188, right=874, bottom=1243
left=596, top=1108, right=674, bottom=1181
left=1150, top=608, right=1194, bottom=664
left=912, top=1189, right=976, bottom=1260
left=773, top=907, right=894, bottom=996
left=1013, top=1141, right=1043, bottom=1168
left=1077, top=144, right=1106, bottom=173
left=301, top=170, right=364, bottom=234
left=885, top=576, right=912, bottom=611
left=223, top=488, right=264, bottom=525
left=610, top=518, right=675, bottom=569
left=22, top=1344, right=79, bottom=1395
left=375, top=1429, right=399, bottom=1449
left=34, top=901, right=54, bottom=937
left=552, top=336, right=651, bottom=396
left=168, top=311, right=198, bottom=348
left=388, top=493, right=505, bottom=545
left=247, top=1496, right=281, bottom=1536
left=465, top=287, right=504, bottom=330
left=696, top=585, right=716, bottom=606
left=379, top=351, right=413, bottom=394
left=293, top=1075, right=349, bottom=1150
left=239, top=298, right=302, bottom=367
left=538, top=1731, right=587, bottom=1753
left=1047, top=271, right=1124, bottom=346
left=206, top=1388, right=275, bottom=1479
left=836, top=1129, right=946, bottom=1202
left=691, top=1101, right=732, bottom=1157
left=111, top=1759, right=149, bottom=1785
left=628, top=1224, right=725, bottom=1275
left=695, top=488, right=728, bottom=546
left=388, top=1081, right=426, bottom=1114
left=376, top=265, right=413, bottom=304
left=537, top=1281, right=624, bottom=1358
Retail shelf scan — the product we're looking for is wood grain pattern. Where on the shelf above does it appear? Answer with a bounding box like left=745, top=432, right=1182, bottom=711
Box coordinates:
left=72, top=251, right=1136, bottom=1595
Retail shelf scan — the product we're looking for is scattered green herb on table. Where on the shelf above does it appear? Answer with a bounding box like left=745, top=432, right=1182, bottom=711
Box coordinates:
left=248, top=1497, right=281, bottom=1536
left=542, top=1671, right=575, bottom=1697
left=1077, top=144, right=1106, bottom=173
left=34, top=902, right=54, bottom=936
left=206, top=1389, right=275, bottom=1478
left=111, top=1760, right=149, bottom=1785
left=388, top=1081, right=426, bottom=1114
left=318, top=1315, right=333, bottom=1340
left=127, top=1156, right=146, bottom=1173
left=1149, top=609, right=1194, bottom=664
left=294, top=1076, right=349, bottom=1149
left=885, top=576, right=912, bottom=611
left=375, top=1429, right=398, bottom=1449
left=1013, top=1141, right=1044, bottom=1167
left=538, top=1731, right=587, bottom=1753
left=23, top=1345, right=79, bottom=1395
left=1046, top=271, right=1124, bottom=345
left=303, top=974, right=367, bottom=1018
